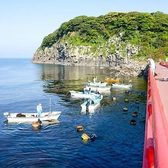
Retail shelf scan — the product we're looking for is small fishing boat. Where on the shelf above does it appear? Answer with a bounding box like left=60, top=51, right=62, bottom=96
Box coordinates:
left=4, top=111, right=61, bottom=123
left=69, top=90, right=100, bottom=99
left=84, top=86, right=111, bottom=93
left=81, top=95, right=103, bottom=112
left=105, top=77, right=120, bottom=83
left=87, top=76, right=107, bottom=87
left=87, top=81, right=107, bottom=87
left=111, top=83, right=133, bottom=89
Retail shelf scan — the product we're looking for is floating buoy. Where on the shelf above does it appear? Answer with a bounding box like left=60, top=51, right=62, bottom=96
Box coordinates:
left=124, top=98, right=129, bottom=102
left=132, top=112, right=138, bottom=117
left=130, top=119, right=136, bottom=125
left=32, top=121, right=40, bottom=128
left=81, top=133, right=90, bottom=140
left=77, top=125, right=84, bottom=132
left=112, top=97, right=116, bottom=101
left=123, top=107, right=128, bottom=111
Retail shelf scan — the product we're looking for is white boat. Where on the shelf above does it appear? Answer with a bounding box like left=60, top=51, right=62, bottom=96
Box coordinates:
left=87, top=76, right=107, bottom=87
left=87, top=81, right=107, bottom=87
left=111, top=83, right=132, bottom=89
left=4, top=111, right=61, bottom=123
left=81, top=95, right=103, bottom=112
left=69, top=90, right=100, bottom=99
left=84, top=86, right=111, bottom=93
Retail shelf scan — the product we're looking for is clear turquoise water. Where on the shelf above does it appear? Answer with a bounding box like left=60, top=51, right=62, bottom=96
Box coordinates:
left=0, top=58, right=147, bottom=168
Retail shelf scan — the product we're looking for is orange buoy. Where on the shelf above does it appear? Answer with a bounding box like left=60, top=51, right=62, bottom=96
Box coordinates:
left=130, top=119, right=136, bottom=125
left=124, top=98, right=129, bottom=102
left=123, top=107, right=128, bottom=111
left=132, top=112, right=138, bottom=117
left=77, top=126, right=84, bottom=132
left=32, top=121, right=40, bottom=128
left=81, top=133, right=90, bottom=140
left=112, top=97, right=116, bottom=101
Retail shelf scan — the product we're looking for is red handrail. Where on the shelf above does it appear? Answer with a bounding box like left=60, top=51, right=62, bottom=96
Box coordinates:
left=143, top=68, right=168, bottom=168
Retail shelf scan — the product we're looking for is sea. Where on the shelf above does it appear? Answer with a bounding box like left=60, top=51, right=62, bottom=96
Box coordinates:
left=0, top=58, right=147, bottom=168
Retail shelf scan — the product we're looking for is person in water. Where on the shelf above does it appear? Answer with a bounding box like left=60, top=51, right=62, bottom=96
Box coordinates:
left=37, top=103, right=42, bottom=117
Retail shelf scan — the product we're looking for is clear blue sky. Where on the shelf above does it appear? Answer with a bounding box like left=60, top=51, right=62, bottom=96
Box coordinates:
left=0, top=0, right=168, bottom=58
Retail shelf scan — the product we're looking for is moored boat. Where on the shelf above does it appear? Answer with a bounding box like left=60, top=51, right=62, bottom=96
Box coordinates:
left=69, top=90, right=100, bottom=99
left=81, top=94, right=103, bottom=112
left=4, top=111, right=61, bottom=123
left=111, top=83, right=132, bottom=89
left=105, top=77, right=120, bottom=83
left=87, top=81, right=107, bottom=87
left=84, top=86, right=111, bottom=93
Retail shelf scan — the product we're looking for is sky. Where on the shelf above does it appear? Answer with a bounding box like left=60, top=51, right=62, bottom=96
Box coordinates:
left=0, top=0, right=168, bottom=58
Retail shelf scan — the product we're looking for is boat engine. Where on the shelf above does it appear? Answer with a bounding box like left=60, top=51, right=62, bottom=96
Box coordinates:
left=4, top=112, right=9, bottom=117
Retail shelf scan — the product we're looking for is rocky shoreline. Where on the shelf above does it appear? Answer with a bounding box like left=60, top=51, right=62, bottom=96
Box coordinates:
left=32, top=56, right=148, bottom=78
left=32, top=41, right=149, bottom=78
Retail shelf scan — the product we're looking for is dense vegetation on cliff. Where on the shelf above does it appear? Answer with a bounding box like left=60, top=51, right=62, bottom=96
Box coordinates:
left=40, top=11, right=168, bottom=60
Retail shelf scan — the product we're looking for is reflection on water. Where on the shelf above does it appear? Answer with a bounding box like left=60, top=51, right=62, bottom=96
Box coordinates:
left=39, top=64, right=147, bottom=95
left=40, top=64, right=111, bottom=81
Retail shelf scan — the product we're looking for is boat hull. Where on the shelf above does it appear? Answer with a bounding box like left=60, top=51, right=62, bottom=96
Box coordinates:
left=87, top=81, right=107, bottom=87
left=81, top=95, right=103, bottom=112
left=105, top=78, right=120, bottom=83
left=69, top=90, right=99, bottom=99
left=84, top=86, right=111, bottom=93
left=111, top=83, right=132, bottom=89
left=4, top=111, right=61, bottom=123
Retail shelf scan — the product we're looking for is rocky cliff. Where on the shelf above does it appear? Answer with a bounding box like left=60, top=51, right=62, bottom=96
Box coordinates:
left=32, top=35, right=147, bottom=77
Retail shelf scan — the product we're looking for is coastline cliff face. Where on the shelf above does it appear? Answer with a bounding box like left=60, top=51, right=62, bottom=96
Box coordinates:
left=32, top=36, right=147, bottom=77
left=31, top=11, right=168, bottom=77
left=32, top=35, right=140, bottom=65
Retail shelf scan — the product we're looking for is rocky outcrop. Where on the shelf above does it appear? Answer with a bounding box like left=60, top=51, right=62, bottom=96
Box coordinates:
left=32, top=36, right=147, bottom=77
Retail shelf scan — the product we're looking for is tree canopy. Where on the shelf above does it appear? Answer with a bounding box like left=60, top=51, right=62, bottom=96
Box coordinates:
left=40, top=11, right=168, bottom=60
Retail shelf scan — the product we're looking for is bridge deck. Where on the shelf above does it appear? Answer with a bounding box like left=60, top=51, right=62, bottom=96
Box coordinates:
left=155, top=64, right=168, bottom=121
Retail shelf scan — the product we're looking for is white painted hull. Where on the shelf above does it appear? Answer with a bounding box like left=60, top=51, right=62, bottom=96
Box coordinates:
left=87, top=81, right=107, bottom=87
left=84, top=86, right=111, bottom=93
left=81, top=95, right=103, bottom=112
left=81, top=102, right=101, bottom=112
left=69, top=90, right=99, bottom=99
left=111, top=83, right=132, bottom=89
left=4, top=111, right=61, bottom=123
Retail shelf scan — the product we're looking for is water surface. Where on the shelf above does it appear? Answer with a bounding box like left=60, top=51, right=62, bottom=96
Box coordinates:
left=0, top=58, right=147, bottom=168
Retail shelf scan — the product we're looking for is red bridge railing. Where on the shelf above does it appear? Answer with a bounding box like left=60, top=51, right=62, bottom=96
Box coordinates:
left=143, top=68, right=168, bottom=168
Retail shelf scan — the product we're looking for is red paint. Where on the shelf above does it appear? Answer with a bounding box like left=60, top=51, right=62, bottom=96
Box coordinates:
left=146, top=146, right=154, bottom=168
left=148, top=103, right=152, bottom=117
left=143, top=68, right=168, bottom=168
